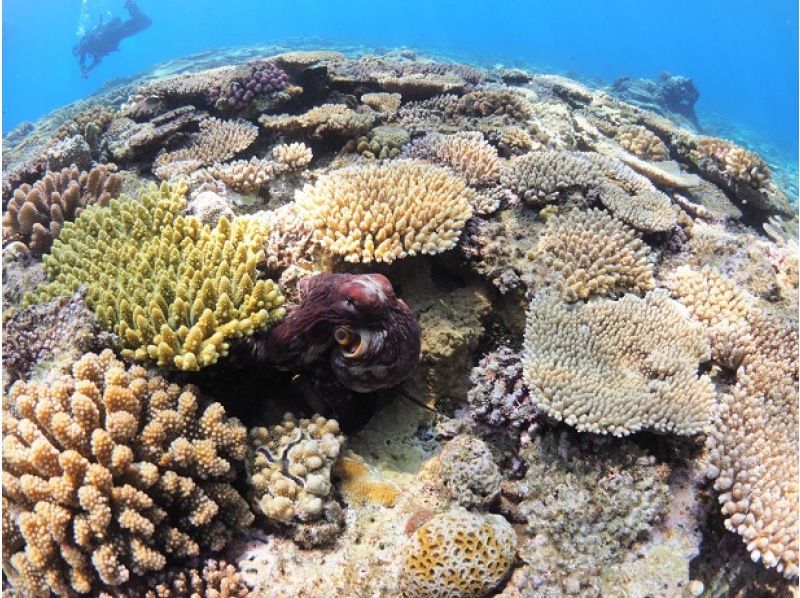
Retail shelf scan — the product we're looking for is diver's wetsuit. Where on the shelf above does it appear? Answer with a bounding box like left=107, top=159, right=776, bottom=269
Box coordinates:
left=73, top=0, right=152, bottom=78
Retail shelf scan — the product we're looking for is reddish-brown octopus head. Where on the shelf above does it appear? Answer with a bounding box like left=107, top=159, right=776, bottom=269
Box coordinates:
left=261, top=273, right=421, bottom=393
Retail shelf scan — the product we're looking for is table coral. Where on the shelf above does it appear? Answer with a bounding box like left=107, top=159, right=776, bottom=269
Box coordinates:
left=2, top=350, right=253, bottom=596
left=28, top=182, right=285, bottom=371
left=399, top=508, right=516, bottom=598
left=501, top=150, right=602, bottom=205
left=666, top=265, right=752, bottom=369
left=706, top=309, right=799, bottom=580
left=536, top=208, right=654, bottom=301
left=403, top=131, right=502, bottom=187
left=347, top=126, right=410, bottom=160
left=293, top=159, right=473, bottom=263
left=598, top=182, right=677, bottom=233
left=3, top=164, right=122, bottom=256
left=457, top=87, right=533, bottom=121
left=153, top=118, right=258, bottom=180
left=246, top=413, right=344, bottom=545
left=616, top=124, right=670, bottom=161
left=258, top=104, right=378, bottom=139
left=361, top=92, right=402, bottom=114
left=522, top=290, right=714, bottom=436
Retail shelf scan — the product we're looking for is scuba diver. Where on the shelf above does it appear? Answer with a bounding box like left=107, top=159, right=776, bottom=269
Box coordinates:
left=72, top=0, right=151, bottom=78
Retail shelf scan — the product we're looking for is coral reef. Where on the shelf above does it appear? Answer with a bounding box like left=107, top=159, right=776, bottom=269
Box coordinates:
left=29, top=182, right=285, bottom=370
left=2, top=289, right=114, bottom=383
left=3, top=165, right=122, bottom=256
left=246, top=413, right=344, bottom=546
left=153, top=118, right=258, bottom=179
left=403, top=131, right=502, bottom=187
left=615, top=124, right=670, bottom=160
left=706, top=309, right=798, bottom=580
left=2, top=349, right=253, bottom=595
left=466, top=347, right=539, bottom=445
left=347, top=126, right=410, bottom=160
left=208, top=61, right=289, bottom=111
left=293, top=159, right=473, bottom=263
left=436, top=434, right=502, bottom=509
left=522, top=290, right=714, bottom=436
left=400, top=508, right=516, bottom=598
left=501, top=150, right=602, bottom=204
left=535, top=208, right=655, bottom=301
left=259, top=104, right=378, bottom=139
left=2, top=46, right=798, bottom=596
left=501, top=429, right=673, bottom=597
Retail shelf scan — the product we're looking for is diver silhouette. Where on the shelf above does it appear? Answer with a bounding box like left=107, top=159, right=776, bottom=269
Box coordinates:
left=72, top=0, right=151, bottom=78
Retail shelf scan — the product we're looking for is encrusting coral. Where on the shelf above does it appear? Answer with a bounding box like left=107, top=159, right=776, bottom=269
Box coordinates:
left=400, top=508, right=516, bottom=598
left=293, top=159, right=473, bottom=263
left=153, top=118, right=258, bottom=180
left=437, top=434, right=502, bottom=509
left=2, top=289, right=114, bottom=383
left=522, top=290, right=714, bottom=436
left=28, top=182, right=285, bottom=371
left=2, top=349, right=253, bottom=596
left=536, top=208, right=654, bottom=301
left=706, top=309, right=799, bottom=580
left=246, top=413, right=344, bottom=545
left=3, top=165, right=122, bottom=256
left=403, top=131, right=502, bottom=187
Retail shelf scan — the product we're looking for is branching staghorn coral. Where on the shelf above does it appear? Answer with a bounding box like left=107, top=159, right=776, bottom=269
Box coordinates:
left=522, top=290, right=714, bottom=436
left=117, top=559, right=253, bottom=598
left=500, top=150, right=602, bottom=204
left=706, top=309, right=799, bottom=580
left=3, top=165, right=122, bottom=256
left=536, top=208, right=654, bottom=301
left=402, top=131, right=501, bottom=187
left=28, top=182, right=285, bottom=371
left=246, top=413, right=344, bottom=546
left=153, top=118, right=258, bottom=180
left=258, top=104, right=378, bottom=139
left=293, top=159, right=473, bottom=263
left=2, top=349, right=253, bottom=596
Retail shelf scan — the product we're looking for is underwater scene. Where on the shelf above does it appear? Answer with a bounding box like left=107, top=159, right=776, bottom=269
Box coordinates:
left=1, top=1, right=798, bottom=597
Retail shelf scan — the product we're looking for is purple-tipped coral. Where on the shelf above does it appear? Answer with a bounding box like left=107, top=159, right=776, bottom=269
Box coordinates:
left=467, top=347, right=540, bottom=445
left=209, top=61, right=289, bottom=111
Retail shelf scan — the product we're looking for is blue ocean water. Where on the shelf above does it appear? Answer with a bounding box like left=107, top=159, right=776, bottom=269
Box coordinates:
left=3, top=0, right=798, bottom=169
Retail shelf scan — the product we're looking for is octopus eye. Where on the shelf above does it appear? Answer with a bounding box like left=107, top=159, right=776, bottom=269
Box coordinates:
left=334, top=326, right=353, bottom=346
left=333, top=326, right=366, bottom=358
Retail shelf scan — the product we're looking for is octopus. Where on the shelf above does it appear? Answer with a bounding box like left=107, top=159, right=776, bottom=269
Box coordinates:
left=256, top=272, right=421, bottom=394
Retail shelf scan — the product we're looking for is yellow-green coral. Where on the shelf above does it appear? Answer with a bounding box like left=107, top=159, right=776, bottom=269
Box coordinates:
left=27, top=182, right=285, bottom=370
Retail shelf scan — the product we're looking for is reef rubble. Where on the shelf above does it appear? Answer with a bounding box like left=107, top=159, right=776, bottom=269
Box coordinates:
left=2, top=46, right=798, bottom=598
